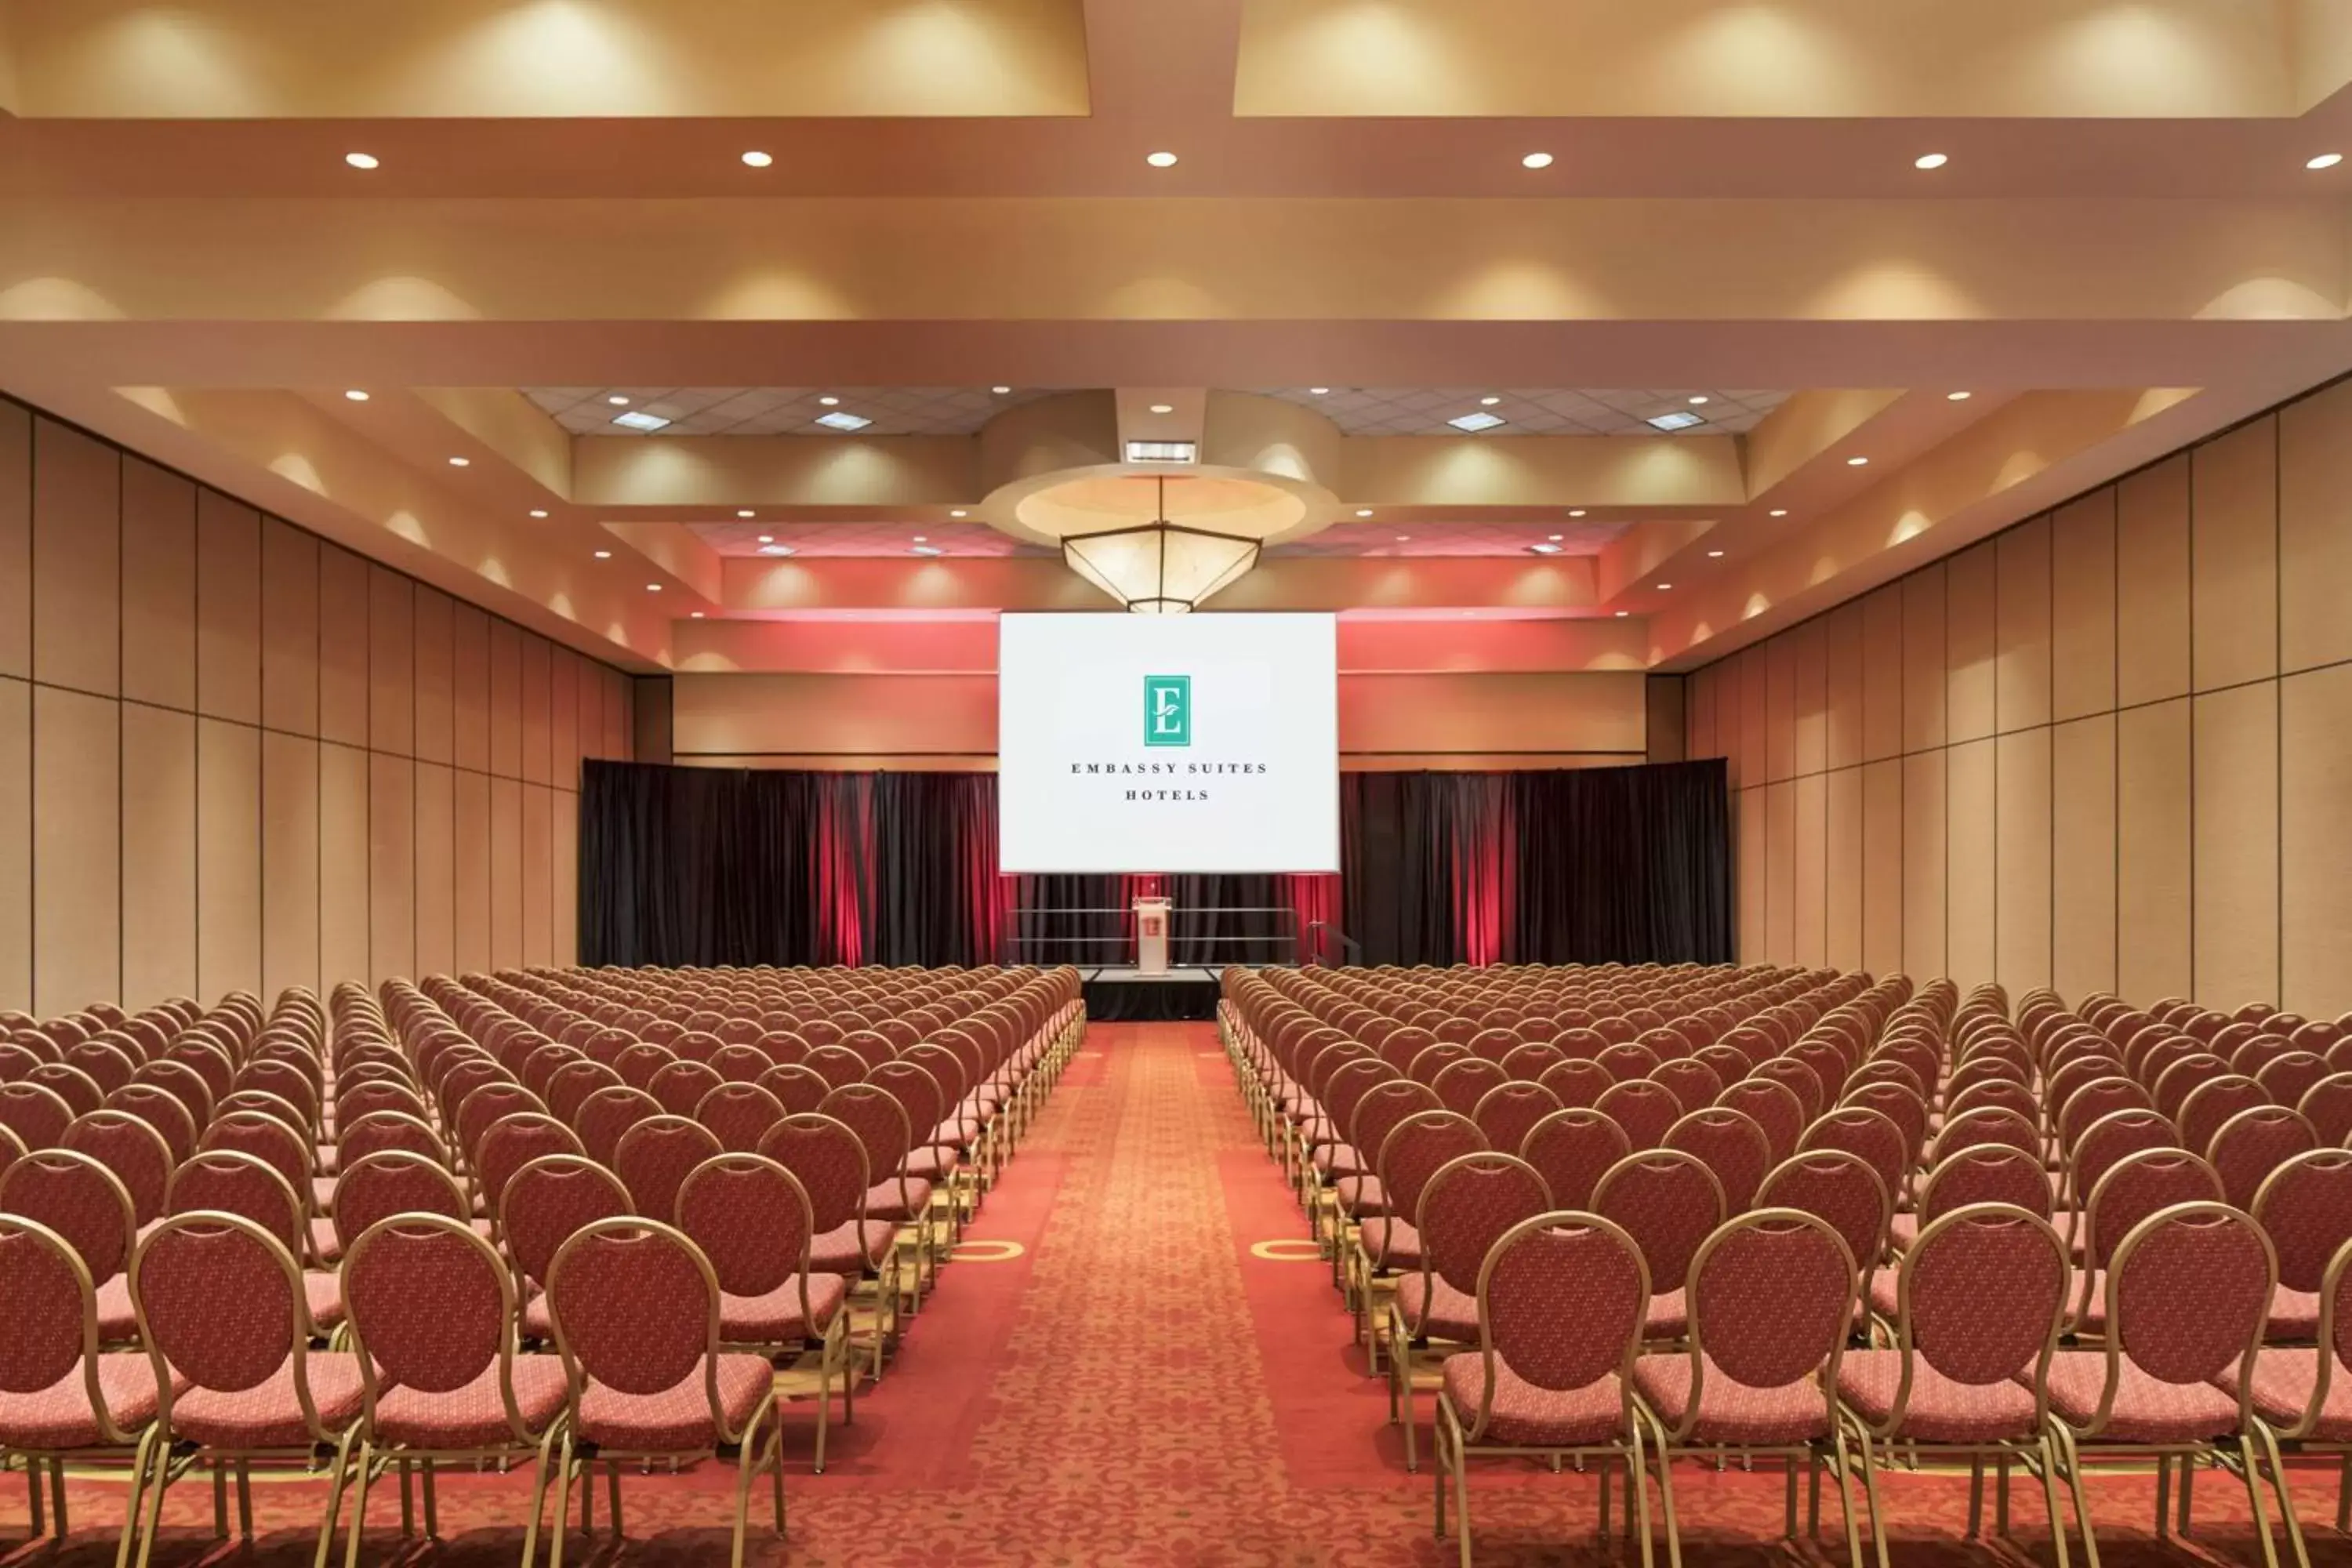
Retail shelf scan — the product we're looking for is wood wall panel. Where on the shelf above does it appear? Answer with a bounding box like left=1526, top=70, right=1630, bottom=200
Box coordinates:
left=1995, top=517, right=2052, bottom=733
left=2190, top=417, right=2278, bottom=694
left=1945, top=543, right=1998, bottom=746
left=1901, top=566, right=1947, bottom=753
left=551, top=786, right=579, bottom=967
left=196, top=719, right=263, bottom=1001
left=1825, top=765, right=1863, bottom=971
left=452, top=769, right=491, bottom=976
left=452, top=604, right=491, bottom=775
left=1901, top=750, right=1946, bottom=981
left=578, top=655, right=605, bottom=765
left=413, top=762, right=456, bottom=982
left=1860, top=586, right=1903, bottom=763
left=2279, top=380, right=2352, bottom=676
left=317, top=547, right=371, bottom=749
left=121, top=704, right=198, bottom=1009
left=1791, top=618, right=1828, bottom=779
left=1994, top=727, right=2053, bottom=993
left=31, top=419, right=120, bottom=699
left=550, top=651, right=580, bottom=790
left=368, top=568, right=414, bottom=759
left=1738, top=648, right=1767, bottom=790
left=0, top=405, right=28, bottom=681
left=1860, top=759, right=1903, bottom=976
left=2051, top=492, right=2118, bottom=724
left=604, top=673, right=630, bottom=760
left=2116, top=697, right=2193, bottom=1004
left=1738, top=784, right=1766, bottom=961
left=1793, top=771, right=1828, bottom=967
left=120, top=461, right=197, bottom=713
left=413, top=588, right=453, bottom=767
left=521, top=637, right=552, bottom=786
left=489, top=779, right=523, bottom=969
left=260, top=520, right=320, bottom=738
left=1765, top=636, right=1795, bottom=784
left=194, top=492, right=262, bottom=724
left=2281, top=664, right=2352, bottom=1017
left=1823, top=603, right=1863, bottom=771
left=33, top=687, right=119, bottom=1013
left=521, top=784, right=553, bottom=967
left=2191, top=681, right=2279, bottom=1008
left=489, top=622, right=522, bottom=781
left=1945, top=739, right=1996, bottom=991
left=260, top=731, right=319, bottom=1001
left=318, top=742, right=371, bottom=989
left=0, top=682, right=30, bottom=1010
left=368, top=753, right=415, bottom=985
left=2116, top=457, right=2192, bottom=708
left=2051, top=715, right=2118, bottom=1002
left=1765, top=779, right=1796, bottom=961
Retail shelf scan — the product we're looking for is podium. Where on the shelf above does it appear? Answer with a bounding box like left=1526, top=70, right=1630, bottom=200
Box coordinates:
left=1134, top=896, right=1172, bottom=975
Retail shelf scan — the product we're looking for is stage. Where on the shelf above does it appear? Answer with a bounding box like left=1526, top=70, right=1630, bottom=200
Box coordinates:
left=1080, top=964, right=1225, bottom=1022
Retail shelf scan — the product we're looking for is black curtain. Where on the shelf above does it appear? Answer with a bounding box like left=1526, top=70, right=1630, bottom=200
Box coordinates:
left=579, top=758, right=1732, bottom=971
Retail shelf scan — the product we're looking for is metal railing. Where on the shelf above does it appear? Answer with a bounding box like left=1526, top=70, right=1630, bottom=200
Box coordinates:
left=1304, top=920, right=1361, bottom=967
left=997, top=903, right=1302, bottom=967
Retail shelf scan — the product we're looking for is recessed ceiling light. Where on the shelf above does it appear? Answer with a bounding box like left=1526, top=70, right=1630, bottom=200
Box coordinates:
left=612, top=410, right=671, bottom=431
left=1149, top=403, right=1174, bottom=414
left=1449, top=411, right=1507, bottom=433
left=949, top=509, right=969, bottom=518
left=1708, top=550, right=1725, bottom=558
left=1124, top=439, right=1196, bottom=463
left=1846, top=456, right=1869, bottom=466
left=759, top=543, right=794, bottom=556
left=1394, top=535, right=1410, bottom=543
left=1568, top=509, right=1586, bottom=517
left=607, top=394, right=630, bottom=406
left=1308, top=387, right=1330, bottom=395
left=1145, top=151, right=1178, bottom=169
left=1521, top=151, right=1555, bottom=169
left=690, top=611, right=706, bottom=619
left=1529, top=542, right=1564, bottom=555
left=815, top=411, right=873, bottom=431
left=1614, top=610, right=1629, bottom=618
left=1646, top=410, right=1706, bottom=431
left=991, top=386, right=1012, bottom=395
left=593, top=550, right=612, bottom=559
left=2308, top=153, right=2343, bottom=170
left=1769, top=508, right=1788, bottom=517
left=757, top=534, right=775, bottom=543
left=529, top=509, right=548, bottom=519
left=646, top=584, right=662, bottom=592
left=1657, top=583, right=1673, bottom=591
left=1947, top=390, right=1973, bottom=401
left=343, top=390, right=369, bottom=402
left=1480, top=395, right=1502, bottom=406
left=1356, top=508, right=1374, bottom=518
left=1915, top=152, right=1949, bottom=170
left=1689, top=395, right=1709, bottom=405
left=912, top=535, right=927, bottom=543
left=817, top=395, right=839, bottom=406
left=741, top=150, right=773, bottom=168
left=447, top=456, right=470, bottom=466
left=911, top=545, right=945, bottom=557
left=736, top=509, right=756, bottom=518
left=344, top=152, right=379, bottom=170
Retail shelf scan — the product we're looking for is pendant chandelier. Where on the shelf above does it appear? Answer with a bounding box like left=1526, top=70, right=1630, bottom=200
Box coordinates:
left=1060, top=476, right=1261, bottom=615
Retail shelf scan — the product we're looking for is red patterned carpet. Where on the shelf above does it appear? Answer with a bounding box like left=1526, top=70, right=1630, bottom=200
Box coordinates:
left=13, top=1021, right=2352, bottom=1566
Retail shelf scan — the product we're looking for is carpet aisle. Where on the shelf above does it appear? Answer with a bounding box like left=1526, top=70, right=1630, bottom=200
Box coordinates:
left=15, top=1022, right=2343, bottom=1567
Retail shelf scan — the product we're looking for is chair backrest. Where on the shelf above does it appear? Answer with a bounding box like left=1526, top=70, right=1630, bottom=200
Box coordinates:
left=1877, top=1203, right=2067, bottom=1429
left=757, top=1112, right=870, bottom=1232
left=0, top=1148, right=136, bottom=1286
left=2081, top=1145, right=2224, bottom=1300
left=818, top=1083, right=916, bottom=1204
left=757, top=1064, right=832, bottom=1118
left=1649, top=1058, right=1723, bottom=1116
left=1537, top=1058, right=1613, bottom=1110
left=1594, top=1079, right=1680, bottom=1150
left=1664, top=1108, right=1771, bottom=1213
left=1471, top=1081, right=1559, bottom=1160
left=474, top=1112, right=582, bottom=1216
left=1592, top=1147, right=1727, bottom=1297
left=573, top=1084, right=660, bottom=1167
left=2251, top=1148, right=2352, bottom=1294
left=2097, top=1202, right=2272, bottom=1420
left=0, top=1214, right=136, bottom=1443
left=1455, top=1211, right=1649, bottom=1446
left=166, top=1148, right=305, bottom=1255
left=1798, top=1105, right=1910, bottom=1214
left=63, top=1109, right=176, bottom=1226
left=132, top=1210, right=320, bottom=1428
left=1715, top=1078, right=1805, bottom=1165
left=1755, top=1149, right=1891, bottom=1276
left=332, top=1149, right=470, bottom=1258
left=1918, top=1142, right=2053, bottom=1226
left=2178, top=1075, right=2272, bottom=1166
left=866, top=1061, right=945, bottom=1151
left=0, top=1080, right=75, bottom=1150
left=1518, top=1107, right=1631, bottom=1212
left=1413, top=1152, right=1552, bottom=1295
left=499, top=1152, right=630, bottom=1290
left=1370, top=1111, right=1485, bottom=1263
left=675, top=1153, right=818, bottom=1310
left=1499, top=1042, right=1566, bottom=1082
left=615, top=1115, right=725, bottom=1225
left=1432, top=1058, right=1508, bottom=1120
left=2205, top=1105, right=2318, bottom=1210
left=1348, top=1079, right=1441, bottom=1174
left=546, top=1059, right=623, bottom=1125
left=1595, top=1042, right=1661, bottom=1083
left=1671, top=1209, right=1857, bottom=1439
left=456, top=1081, right=547, bottom=1165
left=343, top=1213, right=524, bottom=1439
left=1933, top=1105, right=2042, bottom=1164
left=546, top=1218, right=746, bottom=1443
left=104, top=1082, right=199, bottom=1163
left=648, top=1058, right=725, bottom=1117
left=1750, top=1057, right=1826, bottom=1123
left=699, top=1081, right=789, bottom=1155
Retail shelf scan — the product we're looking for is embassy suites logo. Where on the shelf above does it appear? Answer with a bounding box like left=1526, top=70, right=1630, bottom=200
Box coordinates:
left=1144, top=673, right=1190, bottom=747
left=1058, top=673, right=1267, bottom=800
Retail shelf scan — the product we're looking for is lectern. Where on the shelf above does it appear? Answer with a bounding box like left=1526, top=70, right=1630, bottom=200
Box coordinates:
left=1134, top=896, right=1172, bottom=975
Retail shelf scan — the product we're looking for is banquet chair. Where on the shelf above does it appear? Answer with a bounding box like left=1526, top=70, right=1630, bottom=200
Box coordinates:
left=1352, top=1109, right=1483, bottom=1370
left=1595, top=1148, right=1727, bottom=1342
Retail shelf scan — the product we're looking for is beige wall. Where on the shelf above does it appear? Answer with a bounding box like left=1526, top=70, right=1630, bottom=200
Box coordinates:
left=1689, top=377, right=2352, bottom=1017
left=670, top=668, right=1651, bottom=771
left=0, top=398, right=637, bottom=1016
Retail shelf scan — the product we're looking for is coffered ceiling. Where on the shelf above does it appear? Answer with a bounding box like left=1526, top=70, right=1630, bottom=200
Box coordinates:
left=4, top=0, right=2352, bottom=673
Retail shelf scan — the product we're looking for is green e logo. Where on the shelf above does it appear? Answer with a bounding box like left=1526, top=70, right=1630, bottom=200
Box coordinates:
left=1144, top=674, right=1191, bottom=747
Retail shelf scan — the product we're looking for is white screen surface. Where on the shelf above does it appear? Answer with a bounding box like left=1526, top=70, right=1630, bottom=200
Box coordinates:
left=997, top=612, right=1338, bottom=873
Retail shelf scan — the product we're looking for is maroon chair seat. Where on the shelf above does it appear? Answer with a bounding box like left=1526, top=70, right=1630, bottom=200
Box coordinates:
left=2040, top=1354, right=2241, bottom=1442
left=1357, top=1217, right=1421, bottom=1270
left=1631, top=1353, right=1828, bottom=1444
left=1332, top=1174, right=1382, bottom=1215
left=369, top=1359, right=570, bottom=1449
left=901, top=1145, right=959, bottom=1181
left=0, top=1354, right=173, bottom=1450
left=808, top=1218, right=895, bottom=1275
left=2268, top=1286, right=2322, bottom=1341
left=1394, top=1272, right=1478, bottom=1341
left=2212, top=1348, right=2352, bottom=1439
left=862, top=1177, right=934, bottom=1224
left=168, top=1353, right=368, bottom=1448
left=575, top=1356, right=775, bottom=1450
left=1836, top=1354, right=2039, bottom=1442
left=1437, top=1356, right=1624, bottom=1446
left=720, top=1272, right=850, bottom=1345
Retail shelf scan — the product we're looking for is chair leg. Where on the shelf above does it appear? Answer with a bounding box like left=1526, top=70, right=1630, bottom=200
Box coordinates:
left=1642, top=1406, right=1685, bottom=1568
left=2248, top=1421, right=2311, bottom=1568
left=111, top=1425, right=161, bottom=1568
left=1824, top=1428, right=1868, bottom=1568
left=604, top=1459, right=623, bottom=1539
left=2180, top=1450, right=2196, bottom=1534
left=2049, top=1421, right=2103, bottom=1568
left=2031, top=1438, right=2074, bottom=1568
left=49, top=1456, right=67, bottom=1539
left=1628, top=1426, right=1657, bottom=1568
left=1447, top=1416, right=1473, bottom=1568
left=422, top=1457, right=439, bottom=1540
left=310, top=1426, right=361, bottom=1568
left=237, top=1457, right=255, bottom=1539
left=342, top=1443, right=376, bottom=1568
left=129, top=1428, right=176, bottom=1568
left=2155, top=1453, right=2172, bottom=1539
left=546, top=1436, right=575, bottom=1568
left=520, top=1424, right=560, bottom=1568
left=1850, top=1423, right=1892, bottom=1568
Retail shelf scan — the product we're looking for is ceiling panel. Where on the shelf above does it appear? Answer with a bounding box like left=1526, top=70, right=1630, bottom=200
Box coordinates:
left=529, top=386, right=1055, bottom=437
left=1250, top=387, right=1791, bottom=436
